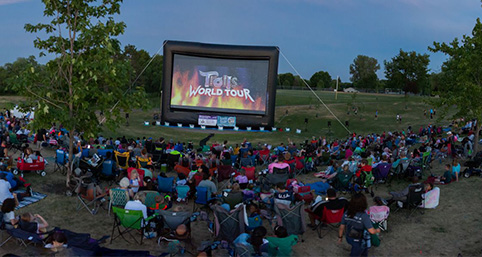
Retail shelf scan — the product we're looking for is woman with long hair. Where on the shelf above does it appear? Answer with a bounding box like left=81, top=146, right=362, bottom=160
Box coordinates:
left=338, top=193, right=380, bottom=257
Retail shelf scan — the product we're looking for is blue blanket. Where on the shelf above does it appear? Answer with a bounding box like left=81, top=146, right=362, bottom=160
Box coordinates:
left=305, top=181, right=330, bottom=195
left=14, top=190, right=47, bottom=210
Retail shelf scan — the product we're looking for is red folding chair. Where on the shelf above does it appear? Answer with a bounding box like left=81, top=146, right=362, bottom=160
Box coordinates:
left=127, top=168, right=145, bottom=187
left=259, top=149, right=270, bottom=166
left=241, top=166, right=256, bottom=182
left=305, top=206, right=344, bottom=238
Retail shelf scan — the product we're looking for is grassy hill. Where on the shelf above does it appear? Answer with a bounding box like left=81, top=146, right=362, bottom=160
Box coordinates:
left=97, top=90, right=445, bottom=145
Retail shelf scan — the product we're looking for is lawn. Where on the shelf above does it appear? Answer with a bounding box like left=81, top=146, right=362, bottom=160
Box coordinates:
left=99, top=90, right=446, bottom=146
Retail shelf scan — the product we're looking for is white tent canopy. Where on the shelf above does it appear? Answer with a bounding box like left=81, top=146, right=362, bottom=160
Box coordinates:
left=11, top=105, right=35, bottom=120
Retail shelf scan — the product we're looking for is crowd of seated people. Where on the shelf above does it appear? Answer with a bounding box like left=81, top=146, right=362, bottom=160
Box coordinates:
left=0, top=114, right=477, bottom=256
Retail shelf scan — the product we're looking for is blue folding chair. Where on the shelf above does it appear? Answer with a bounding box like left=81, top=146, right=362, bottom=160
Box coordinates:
left=81, top=148, right=90, bottom=158
left=157, top=176, right=175, bottom=193
left=54, top=149, right=67, bottom=175
left=230, top=155, right=238, bottom=166
left=192, top=186, right=214, bottom=213
left=97, top=149, right=113, bottom=158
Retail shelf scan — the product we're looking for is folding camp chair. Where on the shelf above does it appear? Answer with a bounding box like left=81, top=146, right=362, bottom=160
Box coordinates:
left=54, top=149, right=68, bottom=175
left=7, top=132, right=23, bottom=154
left=333, top=170, right=353, bottom=193
left=393, top=184, right=425, bottom=218
left=127, top=167, right=145, bottom=187
left=217, top=164, right=236, bottom=189
left=108, top=188, right=130, bottom=216
left=241, top=166, right=256, bottom=181
left=111, top=206, right=159, bottom=245
left=294, top=156, right=305, bottom=176
left=273, top=201, right=306, bottom=238
left=374, top=163, right=391, bottom=187
left=210, top=203, right=246, bottom=243
left=77, top=182, right=107, bottom=215
left=157, top=210, right=194, bottom=252
left=264, top=167, right=290, bottom=187
left=0, top=212, right=13, bottom=247
left=114, top=151, right=130, bottom=170
left=143, top=190, right=161, bottom=209
left=6, top=227, right=45, bottom=247
left=157, top=176, right=175, bottom=193
left=193, top=186, right=214, bottom=213
left=258, top=149, right=270, bottom=167
left=368, top=205, right=389, bottom=231
left=304, top=207, right=344, bottom=238
left=405, top=184, right=425, bottom=218
left=97, top=149, right=113, bottom=158
left=136, top=157, right=151, bottom=169
left=99, top=159, right=116, bottom=185
left=320, top=152, right=331, bottom=166
left=176, top=185, right=190, bottom=203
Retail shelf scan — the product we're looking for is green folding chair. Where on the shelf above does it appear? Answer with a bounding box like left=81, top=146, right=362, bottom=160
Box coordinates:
left=108, top=189, right=130, bottom=216
left=110, top=206, right=158, bottom=245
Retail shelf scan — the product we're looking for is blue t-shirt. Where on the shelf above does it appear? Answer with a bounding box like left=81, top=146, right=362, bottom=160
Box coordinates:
left=0, top=171, right=16, bottom=189
left=452, top=164, right=461, bottom=175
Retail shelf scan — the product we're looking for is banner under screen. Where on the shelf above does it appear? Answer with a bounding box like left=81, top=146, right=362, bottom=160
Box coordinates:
left=170, top=54, right=269, bottom=115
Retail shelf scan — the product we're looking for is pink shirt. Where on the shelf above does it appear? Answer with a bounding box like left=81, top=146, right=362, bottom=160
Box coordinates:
left=268, top=162, right=290, bottom=174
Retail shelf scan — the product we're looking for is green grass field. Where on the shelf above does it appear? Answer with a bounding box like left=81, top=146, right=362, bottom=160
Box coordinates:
left=100, top=90, right=445, bottom=145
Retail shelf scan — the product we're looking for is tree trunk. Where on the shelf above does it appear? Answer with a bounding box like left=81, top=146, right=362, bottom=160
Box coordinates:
left=474, top=118, right=481, bottom=156
left=66, top=125, right=74, bottom=187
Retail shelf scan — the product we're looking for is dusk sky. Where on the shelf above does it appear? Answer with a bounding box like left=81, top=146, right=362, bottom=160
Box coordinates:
left=1, top=0, right=481, bottom=82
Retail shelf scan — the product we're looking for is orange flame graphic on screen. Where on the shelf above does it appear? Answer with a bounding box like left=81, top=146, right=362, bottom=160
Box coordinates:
left=170, top=69, right=266, bottom=112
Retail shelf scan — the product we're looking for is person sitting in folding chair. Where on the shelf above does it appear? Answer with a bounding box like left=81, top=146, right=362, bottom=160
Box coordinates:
left=118, top=177, right=134, bottom=199
left=386, top=180, right=432, bottom=208
left=2, top=198, right=18, bottom=229
left=268, top=155, right=290, bottom=174
left=273, top=183, right=293, bottom=207
left=266, top=225, right=298, bottom=257
left=125, top=194, right=148, bottom=224
left=307, top=188, right=348, bottom=229
left=198, top=172, right=218, bottom=199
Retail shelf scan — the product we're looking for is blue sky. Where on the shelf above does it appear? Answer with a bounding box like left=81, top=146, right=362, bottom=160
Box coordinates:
left=0, top=0, right=481, bottom=82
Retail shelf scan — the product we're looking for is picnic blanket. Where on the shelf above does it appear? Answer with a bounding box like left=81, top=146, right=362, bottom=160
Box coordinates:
left=305, top=181, right=330, bottom=195
left=13, top=190, right=47, bottom=210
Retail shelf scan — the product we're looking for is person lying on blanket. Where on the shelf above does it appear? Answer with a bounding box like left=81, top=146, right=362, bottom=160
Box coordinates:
left=19, top=212, right=49, bottom=236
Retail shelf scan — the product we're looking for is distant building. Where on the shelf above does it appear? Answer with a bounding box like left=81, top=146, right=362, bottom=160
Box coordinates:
left=343, top=87, right=359, bottom=93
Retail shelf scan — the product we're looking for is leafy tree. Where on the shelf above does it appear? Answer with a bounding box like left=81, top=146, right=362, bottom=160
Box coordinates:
left=309, top=70, right=332, bottom=88
left=429, top=16, right=482, bottom=153
left=349, top=55, right=380, bottom=89
left=384, top=49, right=430, bottom=95
left=331, top=77, right=342, bottom=89
left=428, top=72, right=443, bottom=95
left=20, top=0, right=146, bottom=185
left=0, top=56, right=44, bottom=94
left=122, top=44, right=150, bottom=89
left=144, top=54, right=163, bottom=93
left=278, top=72, right=295, bottom=87
left=120, top=45, right=163, bottom=94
